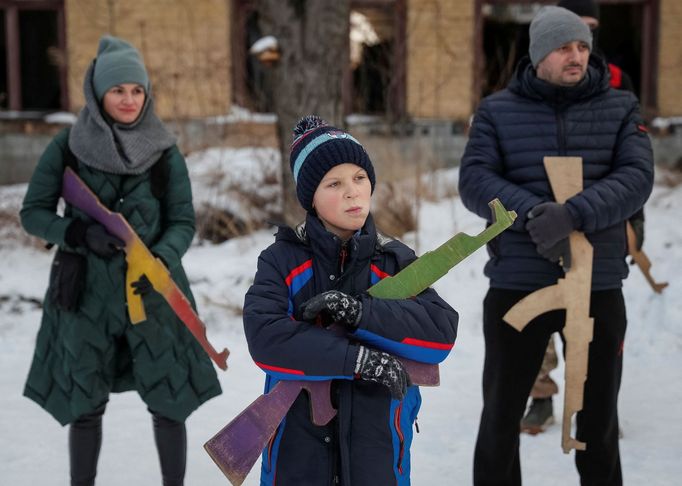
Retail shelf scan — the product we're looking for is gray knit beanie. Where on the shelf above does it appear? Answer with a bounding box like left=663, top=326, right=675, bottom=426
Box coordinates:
left=92, top=35, right=149, bottom=100
left=529, top=6, right=592, bottom=68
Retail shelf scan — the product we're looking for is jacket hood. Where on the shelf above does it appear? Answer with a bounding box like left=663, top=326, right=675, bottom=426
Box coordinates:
left=509, top=54, right=610, bottom=107
left=274, top=213, right=392, bottom=268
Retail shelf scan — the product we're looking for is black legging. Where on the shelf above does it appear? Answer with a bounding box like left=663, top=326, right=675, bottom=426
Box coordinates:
left=152, top=411, right=187, bottom=486
left=69, top=403, right=105, bottom=486
left=69, top=404, right=186, bottom=486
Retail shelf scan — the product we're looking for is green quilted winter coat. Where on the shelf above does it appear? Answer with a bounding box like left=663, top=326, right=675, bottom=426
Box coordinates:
left=21, top=128, right=222, bottom=425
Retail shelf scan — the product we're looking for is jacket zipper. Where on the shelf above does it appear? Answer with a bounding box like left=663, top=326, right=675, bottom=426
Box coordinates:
left=556, top=109, right=567, bottom=155
left=339, top=244, right=348, bottom=275
left=394, top=402, right=405, bottom=474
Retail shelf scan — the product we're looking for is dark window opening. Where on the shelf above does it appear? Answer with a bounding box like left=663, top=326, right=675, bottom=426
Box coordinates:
left=480, top=5, right=533, bottom=98
left=475, top=1, right=656, bottom=113
left=243, top=9, right=273, bottom=112
left=350, top=8, right=394, bottom=115
left=19, top=10, right=61, bottom=110
left=1, top=1, right=66, bottom=114
left=232, top=0, right=273, bottom=113
left=598, top=4, right=642, bottom=95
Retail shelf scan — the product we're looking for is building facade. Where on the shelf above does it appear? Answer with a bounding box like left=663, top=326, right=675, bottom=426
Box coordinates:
left=2, top=0, right=681, bottom=183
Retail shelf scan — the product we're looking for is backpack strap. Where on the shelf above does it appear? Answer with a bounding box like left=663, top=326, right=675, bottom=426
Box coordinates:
left=61, top=127, right=79, bottom=172
left=149, top=151, right=170, bottom=200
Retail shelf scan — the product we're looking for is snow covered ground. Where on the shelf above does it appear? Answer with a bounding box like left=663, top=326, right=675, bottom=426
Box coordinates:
left=1, top=154, right=680, bottom=485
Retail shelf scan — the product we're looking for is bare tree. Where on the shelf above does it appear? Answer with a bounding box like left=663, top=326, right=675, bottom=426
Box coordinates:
left=257, top=0, right=350, bottom=225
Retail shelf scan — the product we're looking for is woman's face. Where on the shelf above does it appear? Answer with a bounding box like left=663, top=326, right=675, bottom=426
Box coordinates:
left=102, top=83, right=146, bottom=124
left=312, top=163, right=372, bottom=241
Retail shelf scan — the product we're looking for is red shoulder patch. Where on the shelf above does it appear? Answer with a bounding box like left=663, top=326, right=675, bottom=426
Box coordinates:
left=608, top=63, right=623, bottom=89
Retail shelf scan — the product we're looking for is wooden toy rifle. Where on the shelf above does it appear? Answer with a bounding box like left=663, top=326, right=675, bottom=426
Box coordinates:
left=503, top=156, right=593, bottom=453
left=626, top=221, right=668, bottom=293
left=61, top=167, right=229, bottom=370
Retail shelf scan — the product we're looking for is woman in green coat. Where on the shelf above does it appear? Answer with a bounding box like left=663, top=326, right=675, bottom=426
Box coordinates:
left=20, top=35, right=221, bottom=486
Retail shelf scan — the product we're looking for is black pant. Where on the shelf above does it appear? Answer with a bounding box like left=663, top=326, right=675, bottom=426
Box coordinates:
left=473, top=288, right=626, bottom=486
left=69, top=404, right=186, bottom=486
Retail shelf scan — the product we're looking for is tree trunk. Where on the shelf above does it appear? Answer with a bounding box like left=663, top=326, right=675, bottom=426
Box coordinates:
left=257, top=0, right=350, bottom=226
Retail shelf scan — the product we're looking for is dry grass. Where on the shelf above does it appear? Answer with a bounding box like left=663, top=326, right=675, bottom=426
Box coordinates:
left=189, top=146, right=283, bottom=243
left=657, top=165, right=682, bottom=188
left=195, top=171, right=426, bottom=243
left=372, top=181, right=418, bottom=238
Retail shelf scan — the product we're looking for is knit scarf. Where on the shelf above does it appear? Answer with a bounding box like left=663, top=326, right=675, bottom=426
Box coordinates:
left=68, top=62, right=176, bottom=175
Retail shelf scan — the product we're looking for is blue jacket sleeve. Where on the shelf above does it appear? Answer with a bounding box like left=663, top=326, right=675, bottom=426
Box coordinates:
left=459, top=103, right=544, bottom=231
left=565, top=97, right=654, bottom=233
left=351, top=245, right=459, bottom=365
left=243, top=247, right=359, bottom=381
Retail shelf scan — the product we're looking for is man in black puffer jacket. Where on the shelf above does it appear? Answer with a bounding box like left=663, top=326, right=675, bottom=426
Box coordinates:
left=459, top=6, right=653, bottom=486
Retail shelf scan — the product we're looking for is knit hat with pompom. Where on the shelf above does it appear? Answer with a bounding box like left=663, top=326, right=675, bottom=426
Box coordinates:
left=289, top=115, right=376, bottom=212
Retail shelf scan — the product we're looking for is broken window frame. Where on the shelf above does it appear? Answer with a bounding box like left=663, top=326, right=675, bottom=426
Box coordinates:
left=231, top=0, right=407, bottom=119
left=344, top=0, right=407, bottom=120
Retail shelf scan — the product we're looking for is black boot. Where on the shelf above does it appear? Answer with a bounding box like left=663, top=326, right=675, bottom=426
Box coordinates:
left=69, top=403, right=107, bottom=486
left=520, top=397, right=554, bottom=435
left=152, top=411, right=186, bottom=486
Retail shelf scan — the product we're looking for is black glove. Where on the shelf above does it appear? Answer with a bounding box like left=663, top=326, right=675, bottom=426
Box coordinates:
left=536, top=237, right=571, bottom=271
left=84, top=224, right=124, bottom=258
left=526, top=202, right=575, bottom=248
left=131, top=274, right=153, bottom=296
left=64, top=219, right=89, bottom=248
left=298, top=290, right=362, bottom=329
left=354, top=346, right=411, bottom=400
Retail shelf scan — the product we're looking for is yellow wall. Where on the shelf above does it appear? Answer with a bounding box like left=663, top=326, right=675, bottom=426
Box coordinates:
left=657, top=0, right=682, bottom=116
left=65, top=0, right=231, bottom=119
left=63, top=0, right=682, bottom=122
left=406, top=0, right=474, bottom=121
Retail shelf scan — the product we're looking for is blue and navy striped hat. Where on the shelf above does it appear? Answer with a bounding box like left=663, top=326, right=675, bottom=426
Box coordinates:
left=289, top=115, right=376, bottom=212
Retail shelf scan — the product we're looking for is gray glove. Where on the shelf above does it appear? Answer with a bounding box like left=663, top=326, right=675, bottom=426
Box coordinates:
left=537, top=237, right=571, bottom=271
left=526, top=202, right=575, bottom=248
left=299, top=290, right=362, bottom=329
left=354, top=346, right=411, bottom=400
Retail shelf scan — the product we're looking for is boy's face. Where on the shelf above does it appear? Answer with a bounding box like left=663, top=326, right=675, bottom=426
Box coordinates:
left=312, top=163, right=372, bottom=241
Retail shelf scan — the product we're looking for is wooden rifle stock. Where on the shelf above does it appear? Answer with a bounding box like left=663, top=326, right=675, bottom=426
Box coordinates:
left=204, top=358, right=438, bottom=485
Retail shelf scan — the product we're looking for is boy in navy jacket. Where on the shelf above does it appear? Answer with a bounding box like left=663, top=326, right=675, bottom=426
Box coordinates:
left=243, top=116, right=459, bottom=485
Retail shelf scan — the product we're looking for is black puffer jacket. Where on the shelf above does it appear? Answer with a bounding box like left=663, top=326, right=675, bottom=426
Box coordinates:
left=459, top=55, right=654, bottom=290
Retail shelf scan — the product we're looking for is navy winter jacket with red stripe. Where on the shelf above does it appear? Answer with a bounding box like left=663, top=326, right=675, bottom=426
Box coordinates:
left=459, top=55, right=654, bottom=290
left=243, top=213, right=458, bottom=485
